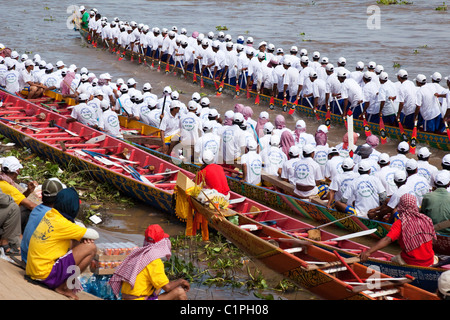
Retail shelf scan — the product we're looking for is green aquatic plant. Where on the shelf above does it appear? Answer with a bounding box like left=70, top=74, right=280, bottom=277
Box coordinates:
left=435, top=2, right=448, bottom=10
left=377, top=0, right=413, bottom=4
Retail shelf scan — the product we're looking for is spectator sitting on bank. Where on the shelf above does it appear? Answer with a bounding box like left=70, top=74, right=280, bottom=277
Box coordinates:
left=109, top=224, right=190, bottom=300
left=20, top=178, right=66, bottom=264
left=0, top=156, right=38, bottom=232
left=0, top=190, right=21, bottom=256
left=25, top=187, right=99, bottom=300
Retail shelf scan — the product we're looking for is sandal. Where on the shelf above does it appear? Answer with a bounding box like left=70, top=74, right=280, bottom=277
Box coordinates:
left=1, top=244, right=21, bottom=256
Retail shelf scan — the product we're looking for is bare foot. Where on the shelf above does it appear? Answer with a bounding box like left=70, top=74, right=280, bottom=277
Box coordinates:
left=55, top=283, right=79, bottom=300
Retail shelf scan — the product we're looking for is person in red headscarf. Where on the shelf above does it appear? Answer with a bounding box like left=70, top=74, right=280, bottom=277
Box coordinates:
left=109, top=224, right=190, bottom=300
left=359, top=194, right=437, bottom=267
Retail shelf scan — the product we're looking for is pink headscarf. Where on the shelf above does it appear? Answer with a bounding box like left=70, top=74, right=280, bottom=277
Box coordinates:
left=242, top=106, right=253, bottom=120
left=294, top=120, right=306, bottom=143
left=342, top=132, right=359, bottom=150
left=60, top=71, right=76, bottom=95
left=366, top=135, right=379, bottom=148
left=275, top=115, right=286, bottom=129
left=280, top=131, right=295, bottom=159
left=255, top=113, right=269, bottom=137
left=234, top=103, right=244, bottom=114
left=315, top=130, right=328, bottom=146
left=192, top=31, right=199, bottom=39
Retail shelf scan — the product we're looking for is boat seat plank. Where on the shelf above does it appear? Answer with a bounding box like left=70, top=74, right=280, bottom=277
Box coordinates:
left=261, top=173, right=295, bottom=194
left=348, top=278, right=412, bottom=293
left=305, top=257, right=360, bottom=271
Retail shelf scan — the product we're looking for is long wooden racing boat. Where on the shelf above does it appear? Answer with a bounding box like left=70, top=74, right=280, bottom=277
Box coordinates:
left=176, top=172, right=440, bottom=300
left=0, top=88, right=194, bottom=215
left=32, top=89, right=450, bottom=258
left=76, top=25, right=450, bottom=152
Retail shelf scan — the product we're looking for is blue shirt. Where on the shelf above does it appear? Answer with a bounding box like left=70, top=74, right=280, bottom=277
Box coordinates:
left=20, top=204, right=51, bottom=263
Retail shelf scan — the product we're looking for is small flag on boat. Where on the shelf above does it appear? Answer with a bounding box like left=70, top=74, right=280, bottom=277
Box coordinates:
left=216, top=79, right=225, bottom=96
left=410, top=120, right=418, bottom=154
left=289, top=99, right=298, bottom=115
left=379, top=117, right=387, bottom=144
left=325, top=107, right=331, bottom=129
left=363, top=114, right=372, bottom=137
left=269, top=96, right=275, bottom=110
left=255, top=94, right=260, bottom=105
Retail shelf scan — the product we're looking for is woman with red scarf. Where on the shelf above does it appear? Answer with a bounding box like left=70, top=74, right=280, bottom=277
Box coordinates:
left=359, top=193, right=437, bottom=267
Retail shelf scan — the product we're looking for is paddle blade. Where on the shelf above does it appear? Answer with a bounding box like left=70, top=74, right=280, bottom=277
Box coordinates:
left=193, top=72, right=197, bottom=83
left=200, top=77, right=204, bottom=88
left=325, top=108, right=331, bottom=129
left=138, top=56, right=141, bottom=64
left=131, top=55, right=134, bottom=62
left=216, top=80, right=224, bottom=96
left=255, top=94, right=260, bottom=105
left=214, top=81, right=219, bottom=90
left=246, top=88, right=251, bottom=99
left=363, top=116, right=372, bottom=137
left=410, top=121, right=418, bottom=154
left=379, top=117, right=387, bottom=144
left=269, top=96, right=275, bottom=110
left=157, top=62, right=161, bottom=72
left=236, top=83, right=240, bottom=96
left=165, top=63, right=170, bottom=73
left=446, top=121, right=450, bottom=141
left=282, top=98, right=288, bottom=112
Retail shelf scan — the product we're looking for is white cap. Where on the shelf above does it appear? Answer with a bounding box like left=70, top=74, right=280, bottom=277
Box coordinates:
left=394, top=170, right=407, bottom=183
left=356, top=61, right=364, bottom=69
left=45, top=63, right=54, bottom=70
left=301, top=56, right=309, bottom=64
left=24, top=59, right=34, bottom=67
left=442, top=154, right=450, bottom=166
left=20, top=54, right=28, bottom=61
left=431, top=72, right=442, bottom=81
left=342, top=158, right=354, bottom=170
left=233, top=112, right=244, bottom=123
left=263, top=122, right=274, bottom=133
left=203, top=150, right=215, bottom=164
left=417, top=147, right=431, bottom=158
left=317, top=124, right=328, bottom=133
left=246, top=47, right=254, bottom=55
left=296, top=119, right=306, bottom=129
left=257, top=52, right=265, bottom=60
left=258, top=41, right=267, bottom=48
left=246, top=36, right=254, bottom=43
left=202, top=120, right=213, bottom=131
left=320, top=57, right=329, bottom=64
left=10, top=51, right=19, bottom=59
left=300, top=48, right=307, bottom=56
left=187, top=100, right=198, bottom=111
left=283, top=58, right=291, bottom=66
left=313, top=51, right=320, bottom=58
left=438, top=270, right=450, bottom=298
left=247, top=139, right=258, bottom=151
left=80, top=67, right=88, bottom=74
left=259, top=111, right=269, bottom=120
left=56, top=60, right=65, bottom=67
left=363, top=71, right=372, bottom=80
left=79, top=93, right=90, bottom=101
left=80, top=74, right=89, bottom=82
left=270, top=134, right=281, bottom=147
left=326, top=63, right=334, bottom=72
left=378, top=153, right=390, bottom=165
left=290, top=46, right=298, bottom=52
left=367, top=61, right=377, bottom=69
left=398, top=141, right=410, bottom=152
left=191, top=92, right=201, bottom=102
left=119, top=84, right=128, bottom=92
left=225, top=110, right=234, bottom=119
left=374, top=65, right=384, bottom=73
left=276, top=47, right=284, bottom=54
left=289, top=145, right=300, bottom=157
left=163, top=86, right=172, bottom=94
left=406, top=159, right=418, bottom=171
left=209, top=109, right=219, bottom=118
left=303, top=144, right=315, bottom=155
left=435, top=170, right=450, bottom=187
left=1, top=156, right=23, bottom=173
left=143, top=82, right=152, bottom=90
left=396, top=69, right=408, bottom=78
left=200, top=97, right=210, bottom=106
left=415, top=74, right=427, bottom=84
left=337, top=69, right=347, bottom=78
left=170, top=100, right=180, bottom=109
left=379, top=71, right=389, bottom=81
left=127, top=78, right=137, bottom=86
left=337, top=57, right=346, bottom=65
left=171, top=91, right=179, bottom=100
left=79, top=5, right=85, bottom=11
left=358, top=159, right=371, bottom=172
left=328, top=147, right=339, bottom=154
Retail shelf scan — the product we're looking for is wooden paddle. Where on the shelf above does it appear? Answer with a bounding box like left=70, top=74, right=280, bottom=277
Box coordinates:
left=362, top=114, right=372, bottom=137
left=305, top=97, right=321, bottom=121
left=288, top=98, right=298, bottom=115
left=329, top=228, right=377, bottom=241
left=410, top=119, right=418, bottom=155
left=379, top=116, right=387, bottom=144
left=347, top=109, right=355, bottom=158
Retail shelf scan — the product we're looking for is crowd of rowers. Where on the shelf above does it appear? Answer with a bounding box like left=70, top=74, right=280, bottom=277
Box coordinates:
left=1, top=38, right=450, bottom=233
left=80, top=6, right=450, bottom=135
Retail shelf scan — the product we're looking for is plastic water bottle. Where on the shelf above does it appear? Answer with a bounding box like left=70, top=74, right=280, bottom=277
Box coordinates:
left=79, top=274, right=90, bottom=291
left=88, top=274, right=99, bottom=296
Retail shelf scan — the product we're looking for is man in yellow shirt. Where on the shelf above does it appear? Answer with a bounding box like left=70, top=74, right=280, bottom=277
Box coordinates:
left=0, top=156, right=38, bottom=231
left=109, top=224, right=190, bottom=300
left=26, top=188, right=99, bottom=300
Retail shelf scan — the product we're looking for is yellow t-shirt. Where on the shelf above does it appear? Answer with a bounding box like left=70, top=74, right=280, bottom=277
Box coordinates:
left=25, top=208, right=87, bottom=280
left=121, top=259, right=169, bottom=300
left=0, top=180, right=25, bottom=205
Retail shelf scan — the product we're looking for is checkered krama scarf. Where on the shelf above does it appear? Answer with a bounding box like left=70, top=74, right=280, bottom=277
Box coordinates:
left=397, top=194, right=436, bottom=252
left=108, top=238, right=172, bottom=297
